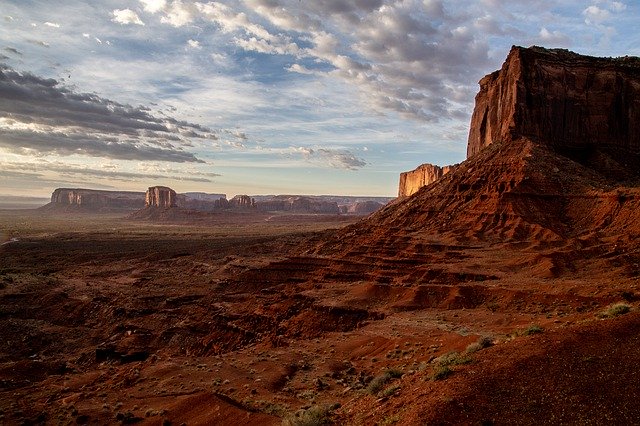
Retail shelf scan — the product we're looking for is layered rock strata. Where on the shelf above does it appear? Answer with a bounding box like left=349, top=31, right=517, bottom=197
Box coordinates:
left=145, top=186, right=178, bottom=208
left=398, top=163, right=458, bottom=197
left=467, top=46, right=640, bottom=158
left=49, top=188, right=145, bottom=211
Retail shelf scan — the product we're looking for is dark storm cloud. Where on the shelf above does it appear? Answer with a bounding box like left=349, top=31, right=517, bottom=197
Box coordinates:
left=0, top=64, right=216, bottom=162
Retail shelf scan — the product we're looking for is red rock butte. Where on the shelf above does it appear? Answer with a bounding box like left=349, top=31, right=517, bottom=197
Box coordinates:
left=467, top=45, right=640, bottom=158
left=145, top=186, right=178, bottom=208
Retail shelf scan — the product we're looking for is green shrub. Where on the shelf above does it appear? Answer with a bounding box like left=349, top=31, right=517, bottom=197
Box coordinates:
left=282, top=405, right=333, bottom=426
left=523, top=325, right=543, bottom=335
left=367, top=372, right=392, bottom=394
left=601, top=302, right=631, bottom=318
left=431, top=365, right=452, bottom=381
left=465, top=336, right=493, bottom=354
left=385, top=368, right=403, bottom=379
left=380, top=384, right=400, bottom=397
left=437, top=351, right=472, bottom=366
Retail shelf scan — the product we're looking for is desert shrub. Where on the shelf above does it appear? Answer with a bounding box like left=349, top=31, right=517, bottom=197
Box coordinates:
left=436, top=351, right=472, bottom=367
left=523, top=325, right=543, bottom=335
left=367, top=372, right=392, bottom=394
left=465, top=336, right=493, bottom=354
left=431, top=365, right=452, bottom=381
left=378, top=414, right=400, bottom=425
left=282, top=405, right=333, bottom=426
left=385, top=368, right=403, bottom=379
left=601, top=303, right=631, bottom=318
left=380, top=384, right=400, bottom=397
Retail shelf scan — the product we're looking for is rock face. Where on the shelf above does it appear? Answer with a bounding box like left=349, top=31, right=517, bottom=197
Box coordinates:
left=229, top=195, right=255, bottom=209
left=48, top=188, right=145, bottom=211
left=254, top=196, right=340, bottom=214
left=467, top=46, right=640, bottom=158
left=145, top=186, right=178, bottom=208
left=398, top=163, right=458, bottom=197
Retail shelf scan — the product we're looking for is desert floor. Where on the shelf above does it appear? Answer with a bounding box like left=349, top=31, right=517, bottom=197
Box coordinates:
left=1, top=209, right=639, bottom=425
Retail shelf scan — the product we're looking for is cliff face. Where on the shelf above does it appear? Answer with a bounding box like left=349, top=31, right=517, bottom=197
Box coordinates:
left=49, top=188, right=145, bottom=211
left=229, top=195, right=255, bottom=209
left=145, top=186, right=178, bottom=208
left=398, top=163, right=458, bottom=197
left=467, top=46, right=640, bottom=158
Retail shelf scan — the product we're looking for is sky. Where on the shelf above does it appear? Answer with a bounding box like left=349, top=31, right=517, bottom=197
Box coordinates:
left=1, top=0, right=638, bottom=198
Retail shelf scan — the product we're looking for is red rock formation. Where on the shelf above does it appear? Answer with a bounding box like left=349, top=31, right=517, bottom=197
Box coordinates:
left=398, top=163, right=458, bottom=197
left=145, top=186, right=178, bottom=208
left=48, top=188, right=145, bottom=211
left=229, top=195, right=255, bottom=209
left=467, top=46, right=640, bottom=158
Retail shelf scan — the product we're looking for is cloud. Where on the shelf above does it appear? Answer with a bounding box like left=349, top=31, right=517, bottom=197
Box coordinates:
left=0, top=161, right=220, bottom=183
left=539, top=27, right=571, bottom=46
left=112, top=9, right=145, bottom=26
left=28, top=40, right=50, bottom=48
left=293, top=147, right=367, bottom=170
left=161, top=1, right=198, bottom=27
left=144, top=0, right=495, bottom=122
left=0, top=64, right=219, bottom=163
left=583, top=5, right=610, bottom=24
left=140, top=0, right=167, bottom=13
left=4, top=47, right=21, bottom=56
left=44, top=22, right=60, bottom=28
left=187, top=39, right=201, bottom=49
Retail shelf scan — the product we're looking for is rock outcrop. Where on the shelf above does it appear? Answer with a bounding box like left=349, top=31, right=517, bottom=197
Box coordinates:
left=47, top=188, right=145, bottom=211
left=398, top=163, right=458, bottom=197
left=229, top=195, right=255, bottom=209
left=314, top=46, right=640, bottom=253
left=467, top=46, right=640, bottom=158
left=145, top=186, right=178, bottom=208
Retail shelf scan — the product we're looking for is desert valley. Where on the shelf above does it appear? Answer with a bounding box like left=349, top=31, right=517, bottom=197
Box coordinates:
left=2, top=45, right=640, bottom=425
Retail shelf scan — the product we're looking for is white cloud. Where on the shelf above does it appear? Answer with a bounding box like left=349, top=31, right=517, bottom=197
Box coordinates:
left=292, top=147, right=367, bottom=170
left=160, top=1, right=197, bottom=27
left=140, top=0, right=167, bottom=13
left=82, top=33, right=90, bottom=38
left=610, top=1, right=627, bottom=12
left=583, top=5, right=610, bottom=24
left=187, top=39, right=201, bottom=49
left=44, top=22, right=60, bottom=28
left=112, top=9, right=145, bottom=26
left=286, top=64, right=316, bottom=75
left=539, top=27, right=570, bottom=46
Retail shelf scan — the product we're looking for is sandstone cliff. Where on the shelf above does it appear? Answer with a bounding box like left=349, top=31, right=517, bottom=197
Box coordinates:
left=398, top=163, right=458, bottom=197
left=229, top=195, right=255, bottom=209
left=47, top=188, right=145, bottom=211
left=145, top=186, right=178, bottom=208
left=467, top=46, right=640, bottom=158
